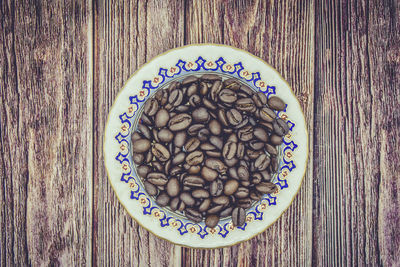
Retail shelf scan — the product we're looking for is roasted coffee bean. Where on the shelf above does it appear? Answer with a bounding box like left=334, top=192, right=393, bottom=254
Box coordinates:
left=206, top=151, right=222, bottom=157
left=210, top=80, right=223, bottom=101
left=188, top=165, right=201, bottom=174
left=155, top=109, right=170, bottom=128
left=199, top=199, right=211, bottom=212
left=189, top=94, right=201, bottom=107
left=265, top=143, right=278, bottom=156
left=144, top=181, right=158, bottom=196
left=255, top=154, right=271, bottom=171
left=261, top=170, right=272, bottom=181
left=250, top=191, right=264, bottom=201
left=239, top=85, right=255, bottom=96
left=205, top=214, right=219, bottom=228
left=186, top=151, right=204, bottom=165
left=170, top=166, right=183, bottom=176
left=147, top=172, right=168, bottom=186
left=143, top=98, right=159, bottom=116
left=213, top=196, right=229, bottom=205
left=217, top=109, right=229, bottom=127
left=218, top=89, right=237, bottom=103
left=203, top=98, right=217, bottom=110
left=210, top=179, right=224, bottom=197
left=137, top=165, right=151, bottom=178
left=132, top=139, right=151, bottom=153
left=193, top=107, right=209, bottom=122
left=273, top=118, right=290, bottom=136
left=209, top=136, right=223, bottom=150
left=268, top=96, right=286, bottom=111
left=197, top=128, right=210, bottom=141
left=201, top=73, right=222, bottom=81
left=249, top=140, right=265, bottom=150
left=131, top=131, right=142, bottom=142
left=185, top=208, right=202, bottom=223
left=200, top=166, right=218, bottom=182
left=205, top=158, right=227, bottom=173
left=226, top=109, right=242, bottom=126
left=209, top=119, right=221, bottom=135
left=247, top=149, right=263, bottom=160
left=192, top=189, right=210, bottom=199
left=156, top=193, right=170, bottom=207
left=237, top=198, right=252, bottom=209
left=254, top=127, right=268, bottom=142
left=234, top=117, right=249, bottom=129
left=158, top=128, right=174, bottom=142
left=261, top=121, right=274, bottom=132
left=168, top=89, right=183, bottom=107
left=224, top=157, right=238, bottom=167
left=236, top=142, right=245, bottom=159
left=222, top=141, right=237, bottom=160
left=270, top=157, right=279, bottom=173
left=169, top=113, right=192, bottom=131
left=184, top=137, right=200, bottom=152
left=228, top=167, right=239, bottom=180
left=235, top=187, right=249, bottom=198
left=270, top=134, right=283, bottom=145
left=232, top=207, right=246, bottom=226
left=256, top=182, right=277, bottom=194
left=152, top=143, right=170, bottom=161
left=252, top=173, right=263, bottom=184
left=237, top=126, right=254, bottom=141
left=252, top=92, right=267, bottom=107
left=133, top=153, right=144, bottom=165
left=180, top=192, right=196, bottom=206
left=224, top=179, right=239, bottom=195
left=167, top=81, right=179, bottom=92
left=200, top=143, right=216, bottom=151
left=186, top=83, right=198, bottom=97
left=208, top=205, right=224, bottom=214
left=236, top=98, right=256, bottom=112
left=170, top=197, right=181, bottom=211
left=199, top=81, right=208, bottom=95
left=237, top=165, right=250, bottom=181
left=259, top=107, right=276, bottom=122
left=183, top=175, right=205, bottom=187
left=188, top=124, right=204, bottom=136
left=166, top=178, right=180, bottom=197
left=182, top=75, right=198, bottom=85
left=174, top=131, right=186, bottom=147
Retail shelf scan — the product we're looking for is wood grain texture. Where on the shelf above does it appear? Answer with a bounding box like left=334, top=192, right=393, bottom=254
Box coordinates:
left=183, top=0, right=315, bottom=266
left=93, top=0, right=184, bottom=266
left=313, top=0, right=400, bottom=266
left=1, top=0, right=399, bottom=266
left=0, top=0, right=93, bottom=266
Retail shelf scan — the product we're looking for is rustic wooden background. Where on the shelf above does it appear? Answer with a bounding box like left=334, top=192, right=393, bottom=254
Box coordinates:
left=1, top=0, right=399, bottom=266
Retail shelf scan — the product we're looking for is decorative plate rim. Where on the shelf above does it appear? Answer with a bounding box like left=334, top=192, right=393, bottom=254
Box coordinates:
left=104, top=43, right=309, bottom=248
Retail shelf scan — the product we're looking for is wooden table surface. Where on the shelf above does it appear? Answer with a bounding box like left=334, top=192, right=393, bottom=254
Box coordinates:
left=1, top=0, right=399, bottom=266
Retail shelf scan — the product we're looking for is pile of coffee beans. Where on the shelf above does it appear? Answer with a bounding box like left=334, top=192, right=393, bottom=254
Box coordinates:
left=131, top=74, right=290, bottom=228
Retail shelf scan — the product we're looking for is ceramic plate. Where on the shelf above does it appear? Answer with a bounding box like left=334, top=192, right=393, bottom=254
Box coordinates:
left=104, top=44, right=308, bottom=248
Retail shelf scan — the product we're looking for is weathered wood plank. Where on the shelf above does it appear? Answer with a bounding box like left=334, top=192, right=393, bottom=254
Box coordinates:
left=0, top=0, right=93, bottom=266
left=183, top=0, right=315, bottom=266
left=93, top=0, right=184, bottom=266
left=313, top=0, right=400, bottom=266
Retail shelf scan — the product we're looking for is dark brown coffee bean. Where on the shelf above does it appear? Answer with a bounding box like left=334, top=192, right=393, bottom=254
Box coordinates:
left=152, top=161, right=163, bottom=172
left=265, top=143, right=278, bottom=156
left=259, top=107, right=276, bottom=122
left=200, top=143, right=216, bottom=151
left=132, top=139, right=151, bottom=153
left=154, top=89, right=166, bottom=105
left=226, top=108, right=243, bottom=125
left=234, top=117, right=249, bottom=129
left=186, top=165, right=200, bottom=175
left=189, top=94, right=201, bottom=107
left=213, top=195, right=229, bottom=205
left=219, top=89, right=237, bottom=103
left=260, top=121, right=274, bottom=132
left=169, top=113, right=192, bottom=131
left=236, top=98, right=256, bottom=112
left=238, top=166, right=250, bottom=180
left=210, top=80, right=223, bottom=101
left=209, top=119, right=222, bottom=135
left=166, top=178, right=180, bottom=197
left=192, top=189, right=210, bottom=199
left=239, top=85, right=255, bottom=96
left=166, top=81, right=179, bottom=92
left=252, top=92, right=267, bottom=107
left=141, top=114, right=153, bottom=126
left=236, top=142, right=245, bottom=159
left=183, top=175, right=205, bottom=187
left=268, top=96, right=286, bottom=111
left=252, top=173, right=263, bottom=184
left=235, top=187, right=249, bottom=198
left=270, top=134, right=283, bottom=145
left=217, top=109, right=229, bottom=127
left=137, top=165, right=151, bottom=178
left=158, top=128, right=174, bottom=142
left=174, top=131, right=186, bottom=147
left=201, top=73, right=222, bottom=81
left=273, top=118, right=290, bottom=136
left=187, top=124, right=203, bottom=136
left=255, top=154, right=271, bottom=171
left=170, top=166, right=183, bottom=176
left=197, top=128, right=210, bottom=141
left=205, top=215, right=219, bottom=228
left=208, top=205, right=224, bottom=214
left=197, top=198, right=210, bottom=212
left=203, top=98, right=217, bottom=110
left=193, top=107, right=209, bottom=122
left=232, top=207, right=246, bottom=226
left=224, top=78, right=240, bottom=90
left=145, top=150, right=153, bottom=163
left=256, top=182, right=277, bottom=194
left=184, top=137, right=200, bottom=152
left=131, top=131, right=142, bottom=142
left=237, top=198, right=252, bottom=209
left=147, top=172, right=168, bottom=186
left=138, top=124, right=151, bottom=139
left=152, top=128, right=160, bottom=143
left=156, top=193, right=170, bottom=207
left=168, top=89, right=183, bottom=107
left=185, top=208, right=202, bottom=223
left=143, top=98, right=159, bottom=116
left=270, top=157, right=279, bottom=173
left=152, top=143, right=170, bottom=161
left=198, top=166, right=217, bottom=182
left=182, top=75, right=198, bottom=85
left=133, top=153, right=144, bottom=165
left=209, top=179, right=223, bottom=197
left=180, top=192, right=196, bottom=206
left=199, top=81, right=208, bottom=95
left=259, top=171, right=271, bottom=182
left=186, top=151, right=204, bottom=165
left=249, top=140, right=265, bottom=150
left=144, top=181, right=158, bottom=196
left=224, top=157, right=238, bottom=167
left=246, top=149, right=263, bottom=160
left=170, top=197, right=181, bottom=211
left=237, top=125, right=254, bottom=141
left=186, top=83, right=198, bottom=97
left=205, top=159, right=226, bottom=174
left=206, top=151, right=222, bottom=157
left=224, top=179, right=239, bottom=195
left=155, top=109, right=170, bottom=128
left=222, top=141, right=237, bottom=160
left=250, top=191, right=264, bottom=201
left=254, top=127, right=268, bottom=142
